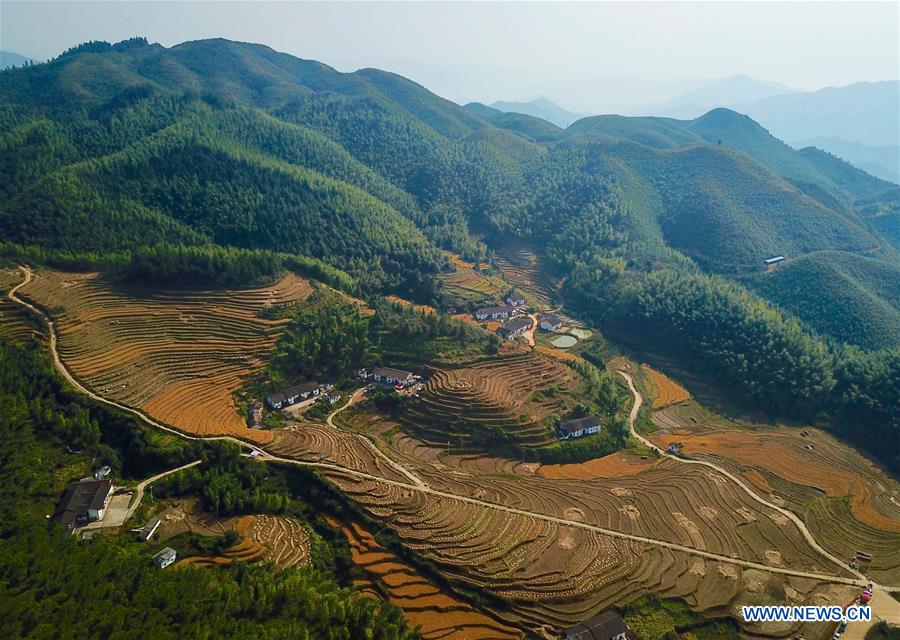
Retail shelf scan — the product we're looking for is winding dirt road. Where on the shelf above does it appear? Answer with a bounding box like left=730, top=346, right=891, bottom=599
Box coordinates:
left=617, top=370, right=899, bottom=629
left=7, top=266, right=878, bottom=589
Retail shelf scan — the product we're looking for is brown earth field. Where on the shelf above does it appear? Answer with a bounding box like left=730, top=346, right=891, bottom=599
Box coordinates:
left=337, top=520, right=521, bottom=640
left=279, top=408, right=864, bottom=637
left=19, top=268, right=315, bottom=443
left=493, top=244, right=561, bottom=309
left=642, top=364, right=691, bottom=409
left=397, top=348, right=582, bottom=449
left=647, top=406, right=900, bottom=583
left=0, top=268, right=41, bottom=343
left=160, top=502, right=310, bottom=570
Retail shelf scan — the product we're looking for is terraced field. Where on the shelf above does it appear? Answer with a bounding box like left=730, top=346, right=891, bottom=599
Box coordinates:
left=173, top=515, right=310, bottom=569
left=646, top=412, right=900, bottom=583
left=0, top=268, right=40, bottom=342
left=438, top=255, right=507, bottom=306
left=400, top=350, right=580, bottom=449
left=19, top=269, right=314, bottom=443
left=493, top=245, right=560, bottom=309
left=319, top=460, right=854, bottom=634
left=642, top=364, right=691, bottom=409
left=338, top=521, right=521, bottom=640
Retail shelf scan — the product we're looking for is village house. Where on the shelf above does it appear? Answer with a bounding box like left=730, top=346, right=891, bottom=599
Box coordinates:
left=372, top=367, right=415, bottom=386
left=137, top=516, right=161, bottom=542
left=247, top=401, right=264, bottom=428
left=53, top=478, right=114, bottom=531
left=326, top=393, right=342, bottom=405
left=564, top=611, right=629, bottom=640
left=557, top=416, right=602, bottom=440
left=496, top=316, right=532, bottom=340
left=266, top=382, right=321, bottom=410
left=505, top=294, right=526, bottom=307
left=475, top=305, right=514, bottom=321
left=539, top=313, right=564, bottom=332
left=764, top=255, right=785, bottom=271
left=153, top=547, right=177, bottom=569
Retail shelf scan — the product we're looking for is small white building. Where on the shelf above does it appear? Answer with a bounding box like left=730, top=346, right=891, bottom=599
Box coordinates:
left=138, top=516, right=161, bottom=542
left=557, top=416, right=602, bottom=440
left=153, top=547, right=177, bottom=569
left=539, top=314, right=564, bottom=332
left=266, top=382, right=321, bottom=410
left=373, top=367, right=415, bottom=386
left=506, top=294, right=526, bottom=307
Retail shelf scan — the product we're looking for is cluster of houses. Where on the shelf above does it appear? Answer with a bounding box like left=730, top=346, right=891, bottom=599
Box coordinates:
left=557, top=415, right=603, bottom=441
left=472, top=293, right=582, bottom=342
left=248, top=381, right=341, bottom=427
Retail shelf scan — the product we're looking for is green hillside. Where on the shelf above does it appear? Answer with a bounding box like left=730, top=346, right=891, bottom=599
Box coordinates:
left=744, top=252, right=900, bottom=350
left=2, top=37, right=898, bottom=468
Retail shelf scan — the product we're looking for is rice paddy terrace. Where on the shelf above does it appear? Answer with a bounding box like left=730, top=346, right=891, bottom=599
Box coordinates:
left=173, top=514, right=311, bottom=569
left=399, top=350, right=581, bottom=449
left=647, top=405, right=900, bottom=584
left=18, top=268, right=314, bottom=444
left=0, top=268, right=40, bottom=342
left=438, top=254, right=507, bottom=307
left=338, top=520, right=521, bottom=640
left=493, top=244, right=561, bottom=309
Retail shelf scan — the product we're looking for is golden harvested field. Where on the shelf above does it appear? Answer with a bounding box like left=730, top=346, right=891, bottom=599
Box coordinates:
left=642, top=364, right=691, bottom=409
left=648, top=425, right=900, bottom=582
left=320, top=455, right=850, bottom=634
left=20, top=269, right=315, bottom=443
left=172, top=514, right=310, bottom=569
left=261, top=407, right=859, bottom=634
left=540, top=452, right=661, bottom=480
left=338, top=521, right=521, bottom=640
left=400, top=350, right=580, bottom=448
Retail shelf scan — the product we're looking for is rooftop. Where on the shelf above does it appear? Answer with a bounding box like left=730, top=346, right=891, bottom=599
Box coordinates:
left=373, top=366, right=414, bottom=379
left=764, top=255, right=786, bottom=264
left=476, top=305, right=513, bottom=315
left=53, top=479, right=113, bottom=526
left=558, top=415, right=602, bottom=435
left=565, top=611, right=628, bottom=640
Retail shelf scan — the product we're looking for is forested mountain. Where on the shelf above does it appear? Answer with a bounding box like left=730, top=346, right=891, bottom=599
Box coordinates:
left=2, top=37, right=898, bottom=468
left=743, top=251, right=900, bottom=351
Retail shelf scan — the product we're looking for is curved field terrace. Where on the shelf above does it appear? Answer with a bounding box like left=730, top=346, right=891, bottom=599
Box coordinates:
left=19, top=269, right=314, bottom=443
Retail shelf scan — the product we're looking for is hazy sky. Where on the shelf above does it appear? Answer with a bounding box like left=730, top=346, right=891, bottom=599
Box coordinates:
left=2, top=1, right=898, bottom=110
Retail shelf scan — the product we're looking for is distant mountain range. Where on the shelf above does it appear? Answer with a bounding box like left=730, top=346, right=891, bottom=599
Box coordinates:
left=486, top=97, right=588, bottom=128
left=645, top=74, right=796, bottom=119
left=0, top=50, right=39, bottom=70
left=487, top=78, right=900, bottom=185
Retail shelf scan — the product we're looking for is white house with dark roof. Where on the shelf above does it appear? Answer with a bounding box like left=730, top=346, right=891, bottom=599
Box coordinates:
left=153, top=547, right=177, bottom=569
left=372, top=367, right=415, bottom=386
left=506, top=294, right=526, bottom=307
left=496, top=316, right=532, bottom=340
left=475, top=305, right=514, bottom=321
left=266, top=382, right=321, bottom=410
left=557, top=416, right=602, bottom=440
left=539, top=313, right=564, bottom=332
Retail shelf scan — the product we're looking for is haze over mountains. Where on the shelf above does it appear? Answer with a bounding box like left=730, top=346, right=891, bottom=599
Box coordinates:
left=487, top=77, right=900, bottom=183
left=0, top=50, right=40, bottom=70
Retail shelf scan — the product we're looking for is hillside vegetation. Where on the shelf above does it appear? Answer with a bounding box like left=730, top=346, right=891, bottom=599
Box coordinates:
left=744, top=252, right=900, bottom=350
left=2, top=37, right=899, bottom=469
